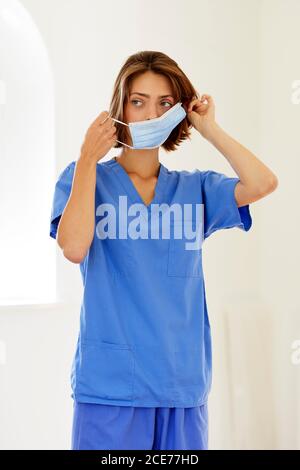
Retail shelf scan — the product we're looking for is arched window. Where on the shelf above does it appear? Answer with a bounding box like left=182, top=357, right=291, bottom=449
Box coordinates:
left=0, top=0, right=56, bottom=304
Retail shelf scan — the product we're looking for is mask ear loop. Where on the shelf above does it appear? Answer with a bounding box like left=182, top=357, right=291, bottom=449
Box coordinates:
left=109, top=116, right=133, bottom=148
left=110, top=117, right=129, bottom=127
left=115, top=140, right=134, bottom=148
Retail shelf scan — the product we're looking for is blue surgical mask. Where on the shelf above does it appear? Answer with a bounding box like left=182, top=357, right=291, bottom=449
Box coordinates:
left=109, top=102, right=187, bottom=149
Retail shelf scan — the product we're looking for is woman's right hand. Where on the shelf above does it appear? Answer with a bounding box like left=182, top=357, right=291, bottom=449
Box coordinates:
left=80, top=111, right=117, bottom=164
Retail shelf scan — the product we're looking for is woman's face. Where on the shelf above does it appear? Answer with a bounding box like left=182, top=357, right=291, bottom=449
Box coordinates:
left=123, top=71, right=176, bottom=124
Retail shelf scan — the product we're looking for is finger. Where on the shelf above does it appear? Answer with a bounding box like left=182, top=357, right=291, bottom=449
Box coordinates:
left=98, top=112, right=115, bottom=128
left=189, top=96, right=208, bottom=109
left=91, top=111, right=108, bottom=125
left=101, top=118, right=115, bottom=131
left=89, top=113, right=107, bottom=130
left=187, top=99, right=199, bottom=112
left=99, top=111, right=111, bottom=124
left=189, top=100, right=205, bottom=112
left=201, top=95, right=212, bottom=103
left=99, top=116, right=116, bottom=133
left=105, top=121, right=117, bottom=135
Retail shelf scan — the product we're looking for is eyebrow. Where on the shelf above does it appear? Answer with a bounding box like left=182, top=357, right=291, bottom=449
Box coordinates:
left=130, top=92, right=174, bottom=99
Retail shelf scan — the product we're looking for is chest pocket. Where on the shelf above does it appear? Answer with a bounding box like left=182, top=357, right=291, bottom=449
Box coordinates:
left=167, top=219, right=203, bottom=277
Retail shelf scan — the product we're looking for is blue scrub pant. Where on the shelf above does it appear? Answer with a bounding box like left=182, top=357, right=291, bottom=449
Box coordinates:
left=71, top=401, right=209, bottom=450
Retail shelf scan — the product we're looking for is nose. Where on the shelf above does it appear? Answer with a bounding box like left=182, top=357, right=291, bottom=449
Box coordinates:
left=146, top=103, right=161, bottom=120
left=147, top=113, right=159, bottom=120
left=147, top=113, right=158, bottom=120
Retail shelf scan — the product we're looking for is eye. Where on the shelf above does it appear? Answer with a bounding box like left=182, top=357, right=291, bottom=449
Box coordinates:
left=131, top=99, right=143, bottom=106
left=130, top=99, right=173, bottom=108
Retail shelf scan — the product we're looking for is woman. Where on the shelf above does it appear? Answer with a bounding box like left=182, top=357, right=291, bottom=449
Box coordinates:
left=49, top=50, right=278, bottom=450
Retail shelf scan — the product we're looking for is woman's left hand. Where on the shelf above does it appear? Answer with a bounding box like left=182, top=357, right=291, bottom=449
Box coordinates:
left=186, top=94, right=216, bottom=139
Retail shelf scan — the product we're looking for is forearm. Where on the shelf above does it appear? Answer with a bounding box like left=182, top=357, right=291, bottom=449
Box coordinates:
left=204, top=123, right=278, bottom=194
left=57, top=155, right=97, bottom=263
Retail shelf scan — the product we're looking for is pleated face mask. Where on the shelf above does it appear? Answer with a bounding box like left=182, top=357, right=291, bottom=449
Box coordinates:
left=109, top=101, right=187, bottom=150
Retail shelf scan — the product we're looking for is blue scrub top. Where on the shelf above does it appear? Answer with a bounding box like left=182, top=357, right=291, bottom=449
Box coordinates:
left=50, top=156, right=252, bottom=407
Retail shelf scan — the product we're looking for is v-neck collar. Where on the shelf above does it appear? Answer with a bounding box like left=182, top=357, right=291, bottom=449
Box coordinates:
left=107, top=156, right=168, bottom=219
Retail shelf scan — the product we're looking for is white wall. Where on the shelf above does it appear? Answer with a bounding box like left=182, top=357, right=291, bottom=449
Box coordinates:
left=0, top=302, right=79, bottom=449
left=0, top=0, right=298, bottom=449
left=258, top=0, right=300, bottom=449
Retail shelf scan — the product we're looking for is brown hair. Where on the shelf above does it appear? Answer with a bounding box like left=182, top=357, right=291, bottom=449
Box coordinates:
left=109, top=50, right=200, bottom=152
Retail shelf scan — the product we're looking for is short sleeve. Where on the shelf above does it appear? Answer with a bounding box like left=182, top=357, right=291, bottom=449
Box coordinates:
left=49, top=161, right=76, bottom=239
left=200, top=170, right=252, bottom=240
